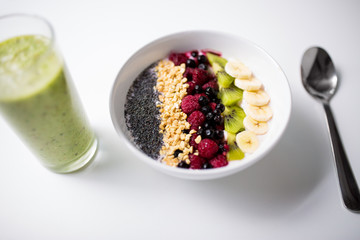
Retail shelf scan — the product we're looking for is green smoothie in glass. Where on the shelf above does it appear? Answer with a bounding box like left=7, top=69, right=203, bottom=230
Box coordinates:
left=0, top=34, right=97, bottom=173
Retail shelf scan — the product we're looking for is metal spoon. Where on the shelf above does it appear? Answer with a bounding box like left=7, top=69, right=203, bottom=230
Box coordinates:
left=301, top=46, right=360, bottom=212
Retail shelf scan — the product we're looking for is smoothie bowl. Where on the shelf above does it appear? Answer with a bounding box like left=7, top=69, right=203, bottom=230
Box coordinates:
left=110, top=31, right=291, bottom=180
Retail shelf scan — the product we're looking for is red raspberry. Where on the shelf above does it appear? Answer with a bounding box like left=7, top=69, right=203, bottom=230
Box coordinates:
left=209, top=102, right=217, bottom=111
left=184, top=67, right=195, bottom=81
left=192, top=68, right=209, bottom=85
left=187, top=81, right=196, bottom=94
left=189, top=133, right=199, bottom=149
left=181, top=95, right=200, bottom=114
left=198, top=139, right=219, bottom=159
left=188, top=111, right=205, bottom=130
left=209, top=154, right=228, bottom=168
left=189, top=154, right=206, bottom=169
left=202, top=80, right=219, bottom=91
left=169, top=52, right=188, bottom=66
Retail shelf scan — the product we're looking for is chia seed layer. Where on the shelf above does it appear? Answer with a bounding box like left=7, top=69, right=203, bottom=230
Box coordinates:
left=124, top=62, right=163, bottom=159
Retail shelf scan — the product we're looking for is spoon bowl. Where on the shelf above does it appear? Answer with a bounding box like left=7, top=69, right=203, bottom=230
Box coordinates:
left=301, top=46, right=360, bottom=212
left=301, top=47, right=338, bottom=102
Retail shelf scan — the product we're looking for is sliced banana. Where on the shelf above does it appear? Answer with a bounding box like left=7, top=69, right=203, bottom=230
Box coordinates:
left=225, top=59, right=252, bottom=79
left=243, top=116, right=268, bottom=135
left=234, top=77, right=262, bottom=91
left=235, top=130, right=259, bottom=153
left=246, top=103, right=273, bottom=122
left=243, top=90, right=270, bottom=106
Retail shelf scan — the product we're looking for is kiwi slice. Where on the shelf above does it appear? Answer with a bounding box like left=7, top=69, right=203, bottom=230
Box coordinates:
left=219, top=84, right=243, bottom=106
left=223, top=105, right=246, bottom=134
left=206, top=53, right=228, bottom=68
left=226, top=132, right=245, bottom=160
left=217, top=71, right=235, bottom=88
left=212, top=62, right=223, bottom=74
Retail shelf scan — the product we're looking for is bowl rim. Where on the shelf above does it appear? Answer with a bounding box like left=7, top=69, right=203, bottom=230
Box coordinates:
left=109, top=30, right=292, bottom=179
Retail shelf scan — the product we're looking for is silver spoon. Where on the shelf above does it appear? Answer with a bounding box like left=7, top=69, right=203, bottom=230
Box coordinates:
left=301, top=46, right=360, bottom=212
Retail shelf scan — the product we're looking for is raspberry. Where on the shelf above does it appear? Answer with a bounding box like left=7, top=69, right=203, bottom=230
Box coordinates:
left=169, top=52, right=188, bottom=66
left=209, top=102, right=217, bottom=111
left=189, top=154, right=206, bottom=169
left=187, top=81, right=196, bottom=94
left=209, top=154, right=228, bottom=168
left=198, top=139, right=219, bottom=159
left=184, top=67, right=195, bottom=81
left=181, top=95, right=200, bottom=114
left=188, top=111, right=205, bottom=130
left=202, top=80, right=219, bottom=91
left=192, top=68, right=209, bottom=85
left=189, top=133, right=199, bottom=148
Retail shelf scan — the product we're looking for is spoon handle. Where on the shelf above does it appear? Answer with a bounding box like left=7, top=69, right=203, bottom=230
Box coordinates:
left=323, top=102, right=360, bottom=212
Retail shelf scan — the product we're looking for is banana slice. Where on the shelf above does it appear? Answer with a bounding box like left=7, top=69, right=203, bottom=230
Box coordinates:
left=225, top=59, right=252, bottom=79
left=243, top=116, right=268, bottom=135
left=246, top=103, right=273, bottom=122
left=234, top=77, right=262, bottom=91
left=235, top=130, right=259, bottom=153
left=243, top=90, right=270, bottom=106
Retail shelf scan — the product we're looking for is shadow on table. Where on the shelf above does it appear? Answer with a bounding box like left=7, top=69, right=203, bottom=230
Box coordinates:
left=70, top=102, right=332, bottom=218
left=197, top=102, right=332, bottom=217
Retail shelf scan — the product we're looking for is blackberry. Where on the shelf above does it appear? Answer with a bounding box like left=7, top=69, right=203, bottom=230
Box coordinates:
left=194, top=85, right=202, bottom=94
left=198, top=96, right=209, bottom=106
left=198, top=54, right=208, bottom=64
left=202, top=162, right=213, bottom=169
left=174, top=149, right=183, bottom=158
left=198, top=63, right=207, bottom=70
left=186, top=59, right=196, bottom=68
left=216, top=103, right=225, bottom=112
left=178, top=161, right=190, bottom=169
left=201, top=105, right=212, bottom=114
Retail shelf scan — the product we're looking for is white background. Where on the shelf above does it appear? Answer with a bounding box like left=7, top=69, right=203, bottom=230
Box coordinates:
left=1, top=0, right=360, bottom=239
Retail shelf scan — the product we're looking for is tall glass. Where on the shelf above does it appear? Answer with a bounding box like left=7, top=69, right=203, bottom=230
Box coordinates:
left=0, top=14, right=97, bottom=173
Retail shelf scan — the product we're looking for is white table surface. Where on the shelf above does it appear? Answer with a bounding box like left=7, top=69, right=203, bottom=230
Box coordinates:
left=1, top=0, right=360, bottom=239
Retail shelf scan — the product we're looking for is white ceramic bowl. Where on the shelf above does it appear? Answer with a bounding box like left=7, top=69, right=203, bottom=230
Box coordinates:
left=110, top=30, right=291, bottom=180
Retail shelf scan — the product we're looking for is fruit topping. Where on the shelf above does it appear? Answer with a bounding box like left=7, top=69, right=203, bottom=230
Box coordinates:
left=198, top=139, right=219, bottom=159
left=181, top=95, right=201, bottom=114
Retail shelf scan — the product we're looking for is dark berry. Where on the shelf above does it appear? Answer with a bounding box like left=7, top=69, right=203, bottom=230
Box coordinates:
left=206, top=112, right=214, bottom=121
left=186, top=59, right=196, bottom=68
left=213, top=115, right=223, bottom=124
left=182, top=129, right=190, bottom=134
left=198, top=96, right=209, bottom=106
left=213, top=109, right=221, bottom=116
left=204, top=129, right=215, bottom=139
left=216, top=103, right=225, bottom=112
left=197, top=128, right=204, bottom=136
left=178, top=161, right=190, bottom=169
left=218, top=143, right=229, bottom=153
left=202, top=162, right=213, bottom=169
left=215, top=130, right=224, bottom=139
left=194, top=85, right=202, bottom=94
left=198, top=54, right=208, bottom=64
left=198, top=63, right=207, bottom=70
left=205, top=87, right=216, bottom=98
left=201, top=105, right=212, bottom=114
left=203, top=122, right=213, bottom=129
left=174, top=149, right=183, bottom=158
left=191, top=50, right=198, bottom=57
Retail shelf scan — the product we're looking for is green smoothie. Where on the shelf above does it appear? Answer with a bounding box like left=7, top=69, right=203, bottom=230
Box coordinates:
left=0, top=35, right=96, bottom=172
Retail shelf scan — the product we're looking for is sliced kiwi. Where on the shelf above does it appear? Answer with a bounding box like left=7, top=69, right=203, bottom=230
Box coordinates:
left=223, top=105, right=246, bottom=134
left=219, top=84, right=243, bottom=106
left=226, top=132, right=245, bottom=160
left=212, top=62, right=223, bottom=74
left=206, top=53, right=228, bottom=68
left=217, top=71, right=235, bottom=88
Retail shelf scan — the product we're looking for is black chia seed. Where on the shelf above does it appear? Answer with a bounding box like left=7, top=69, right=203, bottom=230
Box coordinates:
left=124, top=62, right=163, bottom=159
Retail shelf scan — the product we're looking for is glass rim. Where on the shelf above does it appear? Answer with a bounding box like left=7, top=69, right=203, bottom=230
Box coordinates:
left=0, top=13, right=55, bottom=50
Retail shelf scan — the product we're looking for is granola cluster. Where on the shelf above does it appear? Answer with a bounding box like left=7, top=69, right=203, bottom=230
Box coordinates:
left=155, top=60, right=195, bottom=166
